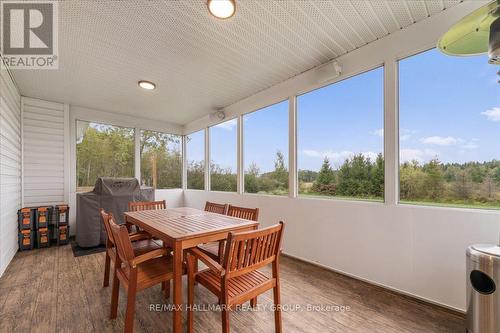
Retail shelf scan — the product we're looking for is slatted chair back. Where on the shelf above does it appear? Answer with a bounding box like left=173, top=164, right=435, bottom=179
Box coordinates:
left=223, top=222, right=284, bottom=279
left=204, top=201, right=228, bottom=215
left=128, top=200, right=166, bottom=212
left=227, top=205, right=259, bottom=221
left=100, top=208, right=115, bottom=246
left=109, top=214, right=136, bottom=267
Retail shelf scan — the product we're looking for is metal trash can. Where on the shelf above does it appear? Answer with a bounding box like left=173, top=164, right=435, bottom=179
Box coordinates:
left=466, top=244, right=500, bottom=333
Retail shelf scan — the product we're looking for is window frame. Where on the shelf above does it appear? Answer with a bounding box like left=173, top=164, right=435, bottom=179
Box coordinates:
left=241, top=99, right=290, bottom=196
left=295, top=65, right=386, bottom=203
left=396, top=47, right=500, bottom=211
left=75, top=119, right=136, bottom=192
left=139, top=129, right=183, bottom=190
left=74, top=117, right=184, bottom=192
left=208, top=117, right=239, bottom=193
left=185, top=128, right=207, bottom=191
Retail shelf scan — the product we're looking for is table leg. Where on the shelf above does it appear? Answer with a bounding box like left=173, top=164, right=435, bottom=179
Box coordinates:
left=172, top=242, right=183, bottom=333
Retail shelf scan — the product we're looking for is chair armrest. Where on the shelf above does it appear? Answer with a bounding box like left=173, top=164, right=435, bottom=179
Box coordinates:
left=188, top=247, right=225, bottom=276
left=128, top=230, right=151, bottom=242
left=131, top=248, right=168, bottom=267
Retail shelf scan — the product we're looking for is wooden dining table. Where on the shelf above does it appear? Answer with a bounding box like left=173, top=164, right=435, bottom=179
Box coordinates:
left=124, top=207, right=260, bottom=333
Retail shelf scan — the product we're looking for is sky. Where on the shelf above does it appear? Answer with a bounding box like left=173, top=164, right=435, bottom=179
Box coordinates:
left=187, top=48, right=500, bottom=173
left=399, top=48, right=499, bottom=165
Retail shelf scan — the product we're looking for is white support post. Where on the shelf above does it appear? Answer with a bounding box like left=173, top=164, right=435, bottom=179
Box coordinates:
left=384, top=59, right=399, bottom=205
left=205, top=128, right=210, bottom=191
left=237, top=115, right=244, bottom=194
left=134, top=128, right=141, bottom=184
left=182, top=134, right=187, bottom=190
left=20, top=98, right=24, bottom=207
left=288, top=96, right=297, bottom=198
left=63, top=103, right=70, bottom=204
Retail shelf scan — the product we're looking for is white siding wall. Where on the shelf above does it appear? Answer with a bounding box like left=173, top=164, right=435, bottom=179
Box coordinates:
left=22, top=97, right=68, bottom=207
left=0, top=66, right=21, bottom=277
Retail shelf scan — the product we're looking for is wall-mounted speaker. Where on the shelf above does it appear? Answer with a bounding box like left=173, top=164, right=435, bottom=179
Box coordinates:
left=209, top=109, right=226, bottom=122
left=314, top=60, right=342, bottom=84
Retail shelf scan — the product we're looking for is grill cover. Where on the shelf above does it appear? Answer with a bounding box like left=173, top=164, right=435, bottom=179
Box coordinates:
left=76, top=177, right=154, bottom=247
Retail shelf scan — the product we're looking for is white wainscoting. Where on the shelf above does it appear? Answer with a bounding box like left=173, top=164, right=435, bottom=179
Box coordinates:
left=184, top=190, right=500, bottom=312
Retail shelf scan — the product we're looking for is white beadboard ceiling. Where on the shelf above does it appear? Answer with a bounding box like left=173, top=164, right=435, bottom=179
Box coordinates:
left=10, top=0, right=464, bottom=125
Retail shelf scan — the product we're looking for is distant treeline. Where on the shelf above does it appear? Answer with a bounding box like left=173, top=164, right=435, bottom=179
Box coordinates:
left=299, top=154, right=500, bottom=207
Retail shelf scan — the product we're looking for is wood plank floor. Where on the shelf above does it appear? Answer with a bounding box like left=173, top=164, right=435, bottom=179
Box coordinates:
left=0, top=245, right=464, bottom=332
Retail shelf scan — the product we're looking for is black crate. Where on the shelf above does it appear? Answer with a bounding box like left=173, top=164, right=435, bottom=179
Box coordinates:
left=54, top=205, right=69, bottom=227
left=35, top=206, right=53, bottom=229
left=18, top=208, right=35, bottom=230
left=56, top=225, right=70, bottom=245
left=36, top=228, right=50, bottom=248
left=19, top=230, right=34, bottom=251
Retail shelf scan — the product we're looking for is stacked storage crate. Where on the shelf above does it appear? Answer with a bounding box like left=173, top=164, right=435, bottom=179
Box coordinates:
left=54, top=205, right=70, bottom=245
left=17, top=204, right=70, bottom=250
left=18, top=208, right=35, bottom=250
left=35, top=207, right=52, bottom=248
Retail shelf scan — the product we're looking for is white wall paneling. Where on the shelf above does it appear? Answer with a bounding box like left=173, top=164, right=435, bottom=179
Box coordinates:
left=22, top=97, right=68, bottom=207
left=0, top=64, right=21, bottom=277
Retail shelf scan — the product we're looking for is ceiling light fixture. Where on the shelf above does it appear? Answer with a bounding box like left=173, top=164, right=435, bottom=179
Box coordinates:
left=207, top=0, right=236, bottom=19
left=138, top=80, right=156, bottom=90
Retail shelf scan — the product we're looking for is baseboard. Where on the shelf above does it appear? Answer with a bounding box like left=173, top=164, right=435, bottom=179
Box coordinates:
left=282, top=252, right=465, bottom=316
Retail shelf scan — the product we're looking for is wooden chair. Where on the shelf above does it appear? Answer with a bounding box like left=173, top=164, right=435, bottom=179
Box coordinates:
left=127, top=200, right=167, bottom=232
left=100, top=209, right=162, bottom=288
left=204, top=201, right=228, bottom=215
left=128, top=200, right=166, bottom=212
left=198, top=204, right=260, bottom=263
left=187, top=222, right=285, bottom=333
left=109, top=218, right=173, bottom=333
left=198, top=201, right=230, bottom=262
left=227, top=205, right=259, bottom=221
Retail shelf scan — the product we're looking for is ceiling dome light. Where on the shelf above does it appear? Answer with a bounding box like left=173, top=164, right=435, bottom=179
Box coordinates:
left=138, top=80, right=156, bottom=90
left=207, top=0, right=236, bottom=19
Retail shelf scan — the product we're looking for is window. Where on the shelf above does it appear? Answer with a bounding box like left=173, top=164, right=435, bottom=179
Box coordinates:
left=243, top=101, right=288, bottom=195
left=186, top=129, right=205, bottom=190
left=297, top=67, right=384, bottom=201
left=76, top=121, right=135, bottom=192
left=210, top=119, right=237, bottom=192
left=140, top=130, right=182, bottom=189
left=399, top=49, right=500, bottom=209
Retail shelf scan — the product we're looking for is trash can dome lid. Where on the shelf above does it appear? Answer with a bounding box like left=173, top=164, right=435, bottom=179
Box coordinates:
left=471, top=244, right=500, bottom=257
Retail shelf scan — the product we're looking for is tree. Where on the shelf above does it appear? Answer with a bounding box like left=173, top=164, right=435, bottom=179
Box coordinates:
left=245, top=162, right=260, bottom=193
left=312, top=157, right=336, bottom=195
left=493, top=167, right=500, bottom=185
left=271, top=151, right=288, bottom=191
left=453, top=169, right=470, bottom=200
left=76, top=125, right=135, bottom=189
left=187, top=161, right=204, bottom=190
left=371, top=153, right=384, bottom=197
left=400, top=161, right=426, bottom=200
left=140, top=130, right=182, bottom=189
left=210, top=163, right=237, bottom=192
left=422, top=158, right=444, bottom=200
left=337, top=154, right=373, bottom=197
left=469, top=163, right=486, bottom=183
left=298, top=170, right=318, bottom=183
